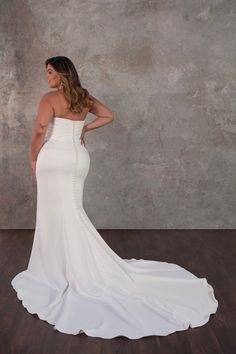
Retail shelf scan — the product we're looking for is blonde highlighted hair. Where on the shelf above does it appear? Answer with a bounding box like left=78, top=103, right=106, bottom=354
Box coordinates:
left=45, top=56, right=93, bottom=113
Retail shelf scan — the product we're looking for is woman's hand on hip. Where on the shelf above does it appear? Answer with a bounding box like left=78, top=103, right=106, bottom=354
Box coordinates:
left=80, top=126, right=87, bottom=146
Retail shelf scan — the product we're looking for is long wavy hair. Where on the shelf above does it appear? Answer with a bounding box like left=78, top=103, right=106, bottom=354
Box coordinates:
left=45, top=56, right=94, bottom=113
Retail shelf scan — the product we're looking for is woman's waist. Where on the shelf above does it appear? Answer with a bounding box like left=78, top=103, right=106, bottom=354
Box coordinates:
left=46, top=135, right=83, bottom=144
left=41, top=139, right=87, bottom=154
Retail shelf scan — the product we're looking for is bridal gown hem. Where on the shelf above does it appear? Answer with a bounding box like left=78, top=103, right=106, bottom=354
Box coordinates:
left=11, top=117, right=218, bottom=339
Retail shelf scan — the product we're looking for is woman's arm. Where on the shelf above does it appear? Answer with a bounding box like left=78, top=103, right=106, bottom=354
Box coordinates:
left=84, top=95, right=115, bottom=133
left=29, top=93, right=54, bottom=163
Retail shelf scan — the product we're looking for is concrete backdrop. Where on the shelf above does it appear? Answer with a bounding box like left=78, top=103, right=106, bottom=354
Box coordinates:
left=0, top=0, right=236, bottom=229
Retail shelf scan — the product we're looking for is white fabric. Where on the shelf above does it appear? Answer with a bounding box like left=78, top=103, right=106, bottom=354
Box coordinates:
left=11, top=117, right=218, bottom=339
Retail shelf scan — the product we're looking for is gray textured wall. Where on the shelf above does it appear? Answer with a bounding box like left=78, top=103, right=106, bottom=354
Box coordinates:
left=0, top=0, right=235, bottom=229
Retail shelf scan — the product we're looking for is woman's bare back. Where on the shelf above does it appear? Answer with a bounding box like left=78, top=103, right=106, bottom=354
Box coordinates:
left=48, top=91, right=90, bottom=121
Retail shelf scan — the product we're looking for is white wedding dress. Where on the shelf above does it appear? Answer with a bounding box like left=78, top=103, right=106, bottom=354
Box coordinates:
left=11, top=117, right=218, bottom=339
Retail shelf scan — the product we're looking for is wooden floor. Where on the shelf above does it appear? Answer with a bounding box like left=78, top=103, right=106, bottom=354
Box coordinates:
left=1, top=229, right=235, bottom=354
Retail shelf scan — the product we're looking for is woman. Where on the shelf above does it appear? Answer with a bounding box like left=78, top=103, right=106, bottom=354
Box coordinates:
left=11, top=56, right=218, bottom=339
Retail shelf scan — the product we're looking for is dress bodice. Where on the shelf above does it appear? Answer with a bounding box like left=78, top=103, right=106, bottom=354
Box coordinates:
left=45, top=117, right=85, bottom=143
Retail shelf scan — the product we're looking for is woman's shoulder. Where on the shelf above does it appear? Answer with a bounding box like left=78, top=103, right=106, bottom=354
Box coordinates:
left=39, top=90, right=56, bottom=102
left=42, top=90, right=59, bottom=99
left=40, top=91, right=63, bottom=107
left=37, top=91, right=59, bottom=115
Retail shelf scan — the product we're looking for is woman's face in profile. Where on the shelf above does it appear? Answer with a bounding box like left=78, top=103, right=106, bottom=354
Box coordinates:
left=45, top=63, right=60, bottom=89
